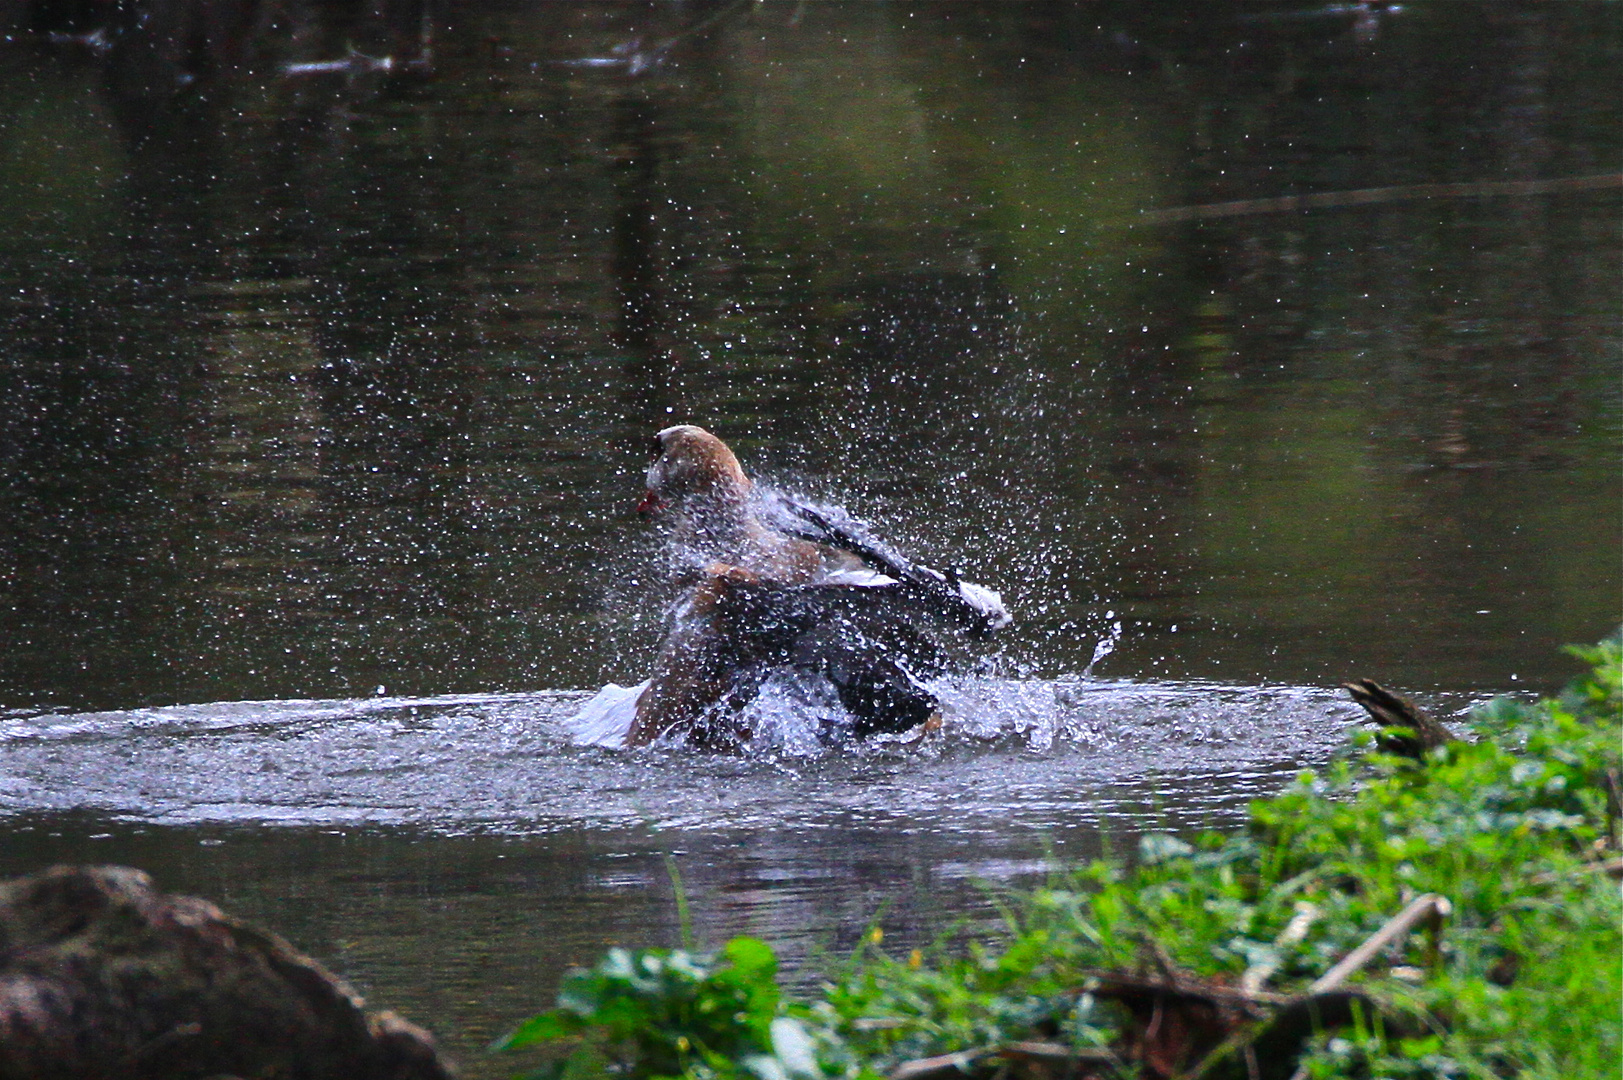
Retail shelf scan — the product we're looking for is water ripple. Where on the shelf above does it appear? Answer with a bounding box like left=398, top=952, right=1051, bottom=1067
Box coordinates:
left=0, top=679, right=1373, bottom=834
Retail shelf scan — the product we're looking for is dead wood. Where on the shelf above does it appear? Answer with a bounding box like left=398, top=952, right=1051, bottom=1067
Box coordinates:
left=1180, top=894, right=1450, bottom=1080
left=888, top=1046, right=996, bottom=1079
left=1307, top=894, right=1450, bottom=996
left=1344, top=679, right=1457, bottom=757
left=884, top=894, right=1453, bottom=1080
left=887, top=1041, right=1116, bottom=1080
left=1086, top=970, right=1277, bottom=1080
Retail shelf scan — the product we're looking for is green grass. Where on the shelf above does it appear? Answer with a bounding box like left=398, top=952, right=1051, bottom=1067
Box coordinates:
left=496, top=638, right=1622, bottom=1079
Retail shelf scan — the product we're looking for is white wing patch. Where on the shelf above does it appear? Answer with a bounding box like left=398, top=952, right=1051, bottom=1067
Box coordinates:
left=816, top=568, right=899, bottom=587
left=565, top=680, right=647, bottom=747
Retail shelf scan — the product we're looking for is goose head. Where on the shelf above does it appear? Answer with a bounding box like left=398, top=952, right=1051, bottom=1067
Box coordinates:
left=639, top=424, right=754, bottom=545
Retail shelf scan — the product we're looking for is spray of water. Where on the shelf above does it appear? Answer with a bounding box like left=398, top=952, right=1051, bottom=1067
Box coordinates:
left=1083, top=612, right=1124, bottom=678
left=575, top=470, right=1016, bottom=751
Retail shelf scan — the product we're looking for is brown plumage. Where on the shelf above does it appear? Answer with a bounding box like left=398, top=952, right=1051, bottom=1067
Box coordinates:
left=624, top=425, right=964, bottom=749
left=637, top=424, right=839, bottom=584
left=629, top=426, right=853, bottom=747
left=628, top=564, right=765, bottom=748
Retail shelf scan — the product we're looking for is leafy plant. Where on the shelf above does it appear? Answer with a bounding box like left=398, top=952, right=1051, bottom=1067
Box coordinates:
left=494, top=935, right=835, bottom=1079
left=498, top=637, right=1622, bottom=1079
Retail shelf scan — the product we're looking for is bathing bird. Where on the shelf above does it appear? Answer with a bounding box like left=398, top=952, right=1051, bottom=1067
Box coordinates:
left=634, top=424, right=836, bottom=585
left=581, top=424, right=1010, bottom=750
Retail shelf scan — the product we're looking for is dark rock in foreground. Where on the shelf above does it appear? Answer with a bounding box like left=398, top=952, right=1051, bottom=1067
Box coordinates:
left=0, top=864, right=454, bottom=1080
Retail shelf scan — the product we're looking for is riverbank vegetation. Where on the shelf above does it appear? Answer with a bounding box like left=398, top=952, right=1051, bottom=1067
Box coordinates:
left=497, top=639, right=1621, bottom=1079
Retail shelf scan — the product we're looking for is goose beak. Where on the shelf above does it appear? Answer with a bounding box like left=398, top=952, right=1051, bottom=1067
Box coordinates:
left=637, top=489, right=665, bottom=517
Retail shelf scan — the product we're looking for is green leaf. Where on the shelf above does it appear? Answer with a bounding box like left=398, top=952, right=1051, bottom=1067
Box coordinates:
left=725, top=936, right=779, bottom=980
left=493, top=1010, right=584, bottom=1051
left=558, top=1043, right=612, bottom=1080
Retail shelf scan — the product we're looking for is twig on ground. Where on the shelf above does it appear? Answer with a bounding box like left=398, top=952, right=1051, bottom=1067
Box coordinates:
left=1309, top=894, right=1451, bottom=995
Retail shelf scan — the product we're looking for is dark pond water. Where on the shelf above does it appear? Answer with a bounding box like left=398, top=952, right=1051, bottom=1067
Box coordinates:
left=1, top=1, right=1619, bottom=1073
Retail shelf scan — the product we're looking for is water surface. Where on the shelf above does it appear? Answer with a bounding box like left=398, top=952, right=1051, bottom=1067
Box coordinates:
left=1, top=675, right=1400, bottom=1067
left=0, top=2, right=1618, bottom=1074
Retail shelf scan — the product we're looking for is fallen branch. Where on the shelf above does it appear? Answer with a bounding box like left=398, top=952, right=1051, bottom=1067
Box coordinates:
left=889, top=1047, right=994, bottom=1080
left=883, top=893, right=1463, bottom=1080
left=1083, top=971, right=1270, bottom=1079
left=1344, top=680, right=1457, bottom=758
left=1002, top=1040, right=1116, bottom=1066
left=1239, top=902, right=1321, bottom=996
left=1179, top=894, right=1451, bottom=1080
left=888, top=1041, right=1116, bottom=1080
left=1309, top=894, right=1451, bottom=996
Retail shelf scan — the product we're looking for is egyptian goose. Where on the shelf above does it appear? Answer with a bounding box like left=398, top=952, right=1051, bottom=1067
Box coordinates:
left=574, top=425, right=1011, bottom=750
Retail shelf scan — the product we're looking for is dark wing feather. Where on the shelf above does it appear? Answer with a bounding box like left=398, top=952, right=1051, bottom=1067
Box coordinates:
left=756, top=490, right=1011, bottom=635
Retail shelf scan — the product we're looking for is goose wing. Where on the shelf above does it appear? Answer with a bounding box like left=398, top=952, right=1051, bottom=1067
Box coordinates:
left=756, top=490, right=1012, bottom=635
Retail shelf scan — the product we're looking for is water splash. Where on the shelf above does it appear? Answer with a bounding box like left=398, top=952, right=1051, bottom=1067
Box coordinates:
left=590, top=464, right=1016, bottom=750
left=0, top=678, right=1397, bottom=833
left=1083, top=612, right=1124, bottom=678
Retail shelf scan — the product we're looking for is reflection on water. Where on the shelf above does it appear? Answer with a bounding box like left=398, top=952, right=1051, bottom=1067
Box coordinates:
left=0, top=2, right=1618, bottom=1075
left=0, top=2, right=1616, bottom=712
